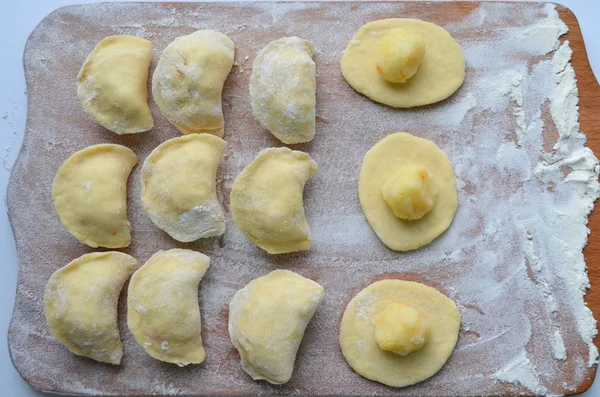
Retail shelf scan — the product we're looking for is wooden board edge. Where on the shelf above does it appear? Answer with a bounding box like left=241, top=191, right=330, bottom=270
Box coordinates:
left=556, top=3, right=600, bottom=396
left=4, top=3, right=64, bottom=395
left=5, top=2, right=600, bottom=396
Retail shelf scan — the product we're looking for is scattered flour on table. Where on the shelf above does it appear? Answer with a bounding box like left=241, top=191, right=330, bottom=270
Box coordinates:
left=494, top=350, right=546, bottom=395
left=8, top=2, right=599, bottom=397
left=553, top=330, right=567, bottom=361
left=462, top=4, right=598, bottom=393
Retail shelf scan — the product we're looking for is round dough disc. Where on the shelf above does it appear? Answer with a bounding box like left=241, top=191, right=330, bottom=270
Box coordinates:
left=341, top=19, right=465, bottom=107
left=359, top=133, right=457, bottom=251
left=339, top=280, right=461, bottom=388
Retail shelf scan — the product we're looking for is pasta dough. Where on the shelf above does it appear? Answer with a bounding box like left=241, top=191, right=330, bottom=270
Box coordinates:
left=230, top=147, right=317, bottom=254
left=141, top=134, right=226, bottom=242
left=341, top=19, right=465, bottom=107
left=359, top=133, right=457, bottom=251
left=228, top=270, right=324, bottom=384
left=152, top=30, right=235, bottom=137
left=44, top=252, right=137, bottom=364
left=250, top=37, right=316, bottom=144
left=339, top=280, right=461, bottom=387
left=127, top=249, right=210, bottom=366
left=77, top=35, right=153, bottom=134
left=52, top=144, right=137, bottom=248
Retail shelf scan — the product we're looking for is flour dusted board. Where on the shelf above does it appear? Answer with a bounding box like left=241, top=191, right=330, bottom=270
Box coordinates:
left=7, top=2, right=600, bottom=396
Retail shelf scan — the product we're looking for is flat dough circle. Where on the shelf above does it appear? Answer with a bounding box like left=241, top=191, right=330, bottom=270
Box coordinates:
left=359, top=133, right=457, bottom=251
left=339, top=280, right=461, bottom=388
left=341, top=19, right=465, bottom=107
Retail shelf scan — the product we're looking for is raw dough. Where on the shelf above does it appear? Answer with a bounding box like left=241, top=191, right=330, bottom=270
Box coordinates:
left=52, top=144, right=137, bottom=248
left=141, top=134, right=226, bottom=242
left=341, top=19, right=465, bottom=107
left=228, top=269, right=324, bottom=384
left=250, top=37, right=316, bottom=144
left=44, top=252, right=137, bottom=364
left=339, top=279, right=461, bottom=387
left=77, top=35, right=153, bottom=134
left=359, top=133, right=457, bottom=251
left=152, top=30, right=235, bottom=137
left=230, top=147, right=317, bottom=254
left=127, top=249, right=210, bottom=366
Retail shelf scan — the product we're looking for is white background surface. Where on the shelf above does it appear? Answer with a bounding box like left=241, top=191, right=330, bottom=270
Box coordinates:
left=0, top=0, right=598, bottom=396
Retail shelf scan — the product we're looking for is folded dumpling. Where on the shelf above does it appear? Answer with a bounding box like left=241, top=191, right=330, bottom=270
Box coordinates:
left=127, top=249, right=210, bottom=366
left=230, top=147, right=317, bottom=254
left=250, top=37, right=316, bottom=144
left=77, top=35, right=153, bottom=134
left=152, top=30, right=235, bottom=137
left=52, top=144, right=137, bottom=248
left=228, top=269, right=324, bottom=384
left=141, top=134, right=227, bottom=242
left=44, top=252, right=137, bottom=364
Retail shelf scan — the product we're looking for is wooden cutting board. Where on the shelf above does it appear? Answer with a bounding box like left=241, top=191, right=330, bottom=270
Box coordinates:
left=7, top=2, right=600, bottom=396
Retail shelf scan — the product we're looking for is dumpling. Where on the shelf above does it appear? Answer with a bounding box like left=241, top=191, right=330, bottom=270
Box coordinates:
left=52, top=144, right=137, bottom=248
left=339, top=279, right=461, bottom=387
left=229, top=269, right=324, bottom=384
left=141, top=134, right=226, bottom=242
left=230, top=147, right=317, bottom=254
left=341, top=19, right=465, bottom=108
left=250, top=37, right=316, bottom=144
left=44, top=252, right=137, bottom=364
left=152, top=30, right=235, bottom=137
left=127, top=249, right=210, bottom=366
left=358, top=133, right=457, bottom=251
left=77, top=35, right=153, bottom=134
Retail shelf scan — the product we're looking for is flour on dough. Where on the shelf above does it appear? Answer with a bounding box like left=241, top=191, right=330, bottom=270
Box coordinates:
left=141, top=134, right=226, bottom=242
left=44, top=252, right=137, bottom=365
left=229, top=269, right=324, bottom=384
left=152, top=30, right=234, bottom=137
left=127, top=249, right=210, bottom=366
left=250, top=37, right=316, bottom=144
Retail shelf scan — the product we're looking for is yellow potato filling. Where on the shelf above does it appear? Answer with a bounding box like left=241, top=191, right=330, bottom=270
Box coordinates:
left=381, top=165, right=437, bottom=220
left=376, top=28, right=426, bottom=83
left=374, top=303, right=427, bottom=356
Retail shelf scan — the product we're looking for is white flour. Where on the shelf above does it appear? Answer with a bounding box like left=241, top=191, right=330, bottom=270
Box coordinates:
left=494, top=350, right=546, bottom=395
left=457, top=3, right=599, bottom=393
left=7, top=2, right=599, bottom=396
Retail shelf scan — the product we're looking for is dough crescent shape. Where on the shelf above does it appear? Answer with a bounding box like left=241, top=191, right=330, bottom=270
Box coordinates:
left=141, top=134, right=227, bottom=242
left=228, top=269, right=324, bottom=384
left=250, top=37, right=316, bottom=144
left=152, top=30, right=235, bottom=137
left=341, top=19, right=465, bottom=107
left=127, top=249, right=210, bottom=366
left=44, top=252, right=137, bottom=364
left=77, top=35, right=154, bottom=134
left=52, top=144, right=137, bottom=248
left=339, top=279, right=461, bottom=387
left=230, top=147, right=317, bottom=254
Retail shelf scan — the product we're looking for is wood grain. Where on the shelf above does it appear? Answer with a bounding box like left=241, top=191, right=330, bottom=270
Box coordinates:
left=6, top=2, right=600, bottom=396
